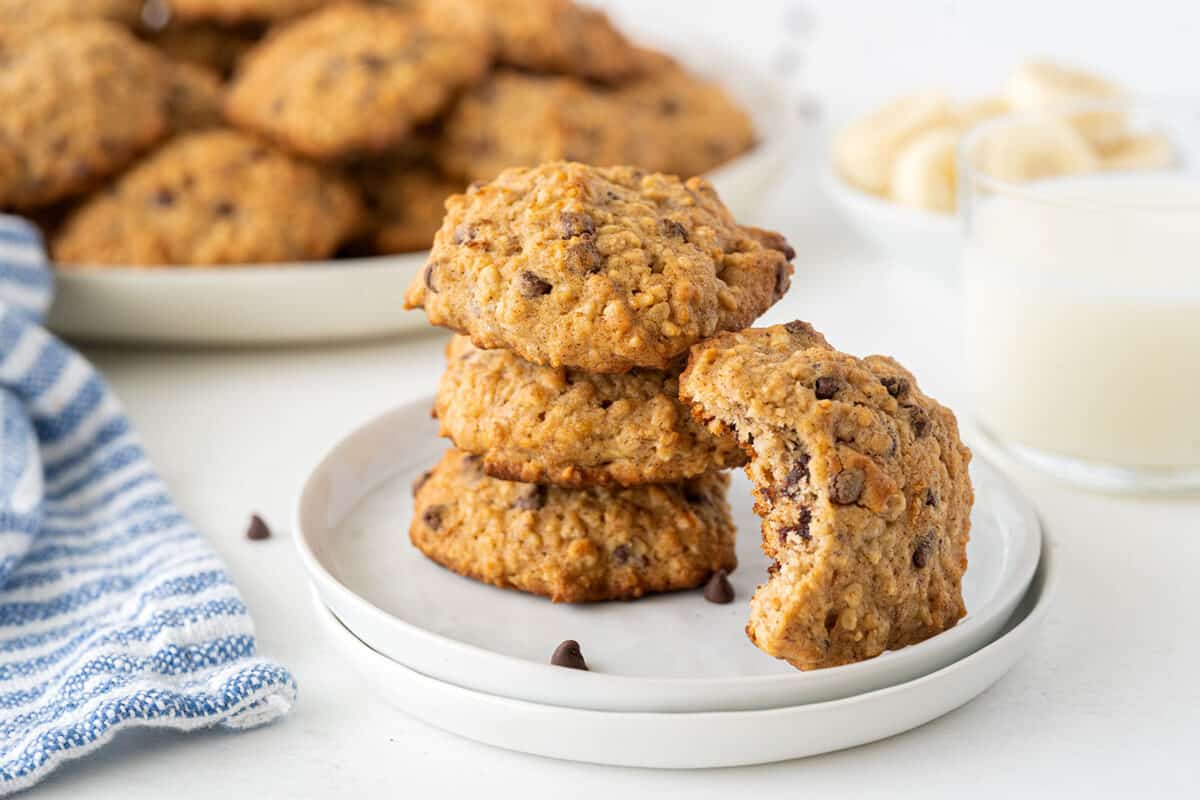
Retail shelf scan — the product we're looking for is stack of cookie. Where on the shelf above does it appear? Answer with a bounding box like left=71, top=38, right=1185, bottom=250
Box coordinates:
left=405, top=161, right=797, bottom=603
left=0, top=0, right=756, bottom=267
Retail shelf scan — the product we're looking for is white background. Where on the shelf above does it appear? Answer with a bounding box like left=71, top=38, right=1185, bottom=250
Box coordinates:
left=29, top=1, right=1200, bottom=797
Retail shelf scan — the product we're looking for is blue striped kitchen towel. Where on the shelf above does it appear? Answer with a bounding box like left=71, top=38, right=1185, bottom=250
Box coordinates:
left=0, top=216, right=295, bottom=794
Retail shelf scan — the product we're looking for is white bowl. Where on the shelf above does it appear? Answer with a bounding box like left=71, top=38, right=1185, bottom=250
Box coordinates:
left=822, top=162, right=962, bottom=279
left=294, top=398, right=1044, bottom=714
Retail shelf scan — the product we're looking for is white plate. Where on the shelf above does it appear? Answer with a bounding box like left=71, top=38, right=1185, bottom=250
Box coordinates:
left=294, top=398, right=1043, bottom=713
left=44, top=51, right=796, bottom=347
left=316, top=543, right=1055, bottom=769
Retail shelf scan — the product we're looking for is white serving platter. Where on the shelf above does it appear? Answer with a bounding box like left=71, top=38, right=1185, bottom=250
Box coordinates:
left=45, top=49, right=796, bottom=347
left=294, top=398, right=1043, bottom=713
left=315, top=542, right=1055, bottom=769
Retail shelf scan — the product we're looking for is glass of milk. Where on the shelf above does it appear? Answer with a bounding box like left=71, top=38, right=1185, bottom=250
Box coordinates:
left=960, top=102, right=1200, bottom=492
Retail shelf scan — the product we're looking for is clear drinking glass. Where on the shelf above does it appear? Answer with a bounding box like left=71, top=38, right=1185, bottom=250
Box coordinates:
left=959, top=101, right=1200, bottom=492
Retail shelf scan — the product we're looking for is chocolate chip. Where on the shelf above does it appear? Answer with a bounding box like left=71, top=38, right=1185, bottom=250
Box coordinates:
left=422, top=504, right=445, bottom=531
left=245, top=514, right=271, bottom=541
left=612, top=544, right=631, bottom=564
left=767, top=560, right=781, bottom=576
left=683, top=483, right=705, bottom=504
left=512, top=485, right=547, bottom=511
left=559, top=212, right=596, bottom=239
left=658, top=97, right=681, bottom=115
left=423, top=261, right=437, bottom=292
left=150, top=188, right=175, bottom=208
left=906, top=405, right=931, bottom=437
left=784, top=320, right=812, bottom=336
left=830, top=469, right=865, bottom=505
left=411, top=470, right=433, bottom=496
left=247, top=147, right=269, bottom=162
left=924, top=488, right=937, bottom=507
left=880, top=376, right=910, bottom=398
left=912, top=533, right=936, bottom=568
left=518, top=271, right=553, bottom=297
left=784, top=454, right=810, bottom=491
left=777, top=239, right=797, bottom=261
left=778, top=508, right=812, bottom=544
left=213, top=200, right=236, bottom=217
left=550, top=640, right=588, bottom=670
left=814, top=376, right=839, bottom=400
left=703, top=570, right=735, bottom=604
left=359, top=53, right=387, bottom=71
left=565, top=240, right=604, bottom=274
left=660, top=218, right=688, bottom=240
left=774, top=262, right=790, bottom=297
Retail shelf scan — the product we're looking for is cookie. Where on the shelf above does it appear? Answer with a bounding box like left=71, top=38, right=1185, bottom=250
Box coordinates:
left=167, top=0, right=340, bottom=24
left=616, top=65, right=757, bottom=178
left=52, top=129, right=362, bottom=266
left=435, top=71, right=661, bottom=184
left=405, top=162, right=795, bottom=373
left=0, top=22, right=170, bottom=210
left=410, top=449, right=737, bottom=603
left=679, top=321, right=974, bottom=670
left=422, top=0, right=641, bottom=83
left=0, top=0, right=142, bottom=46
left=226, top=4, right=490, bottom=159
left=146, top=20, right=265, bottom=77
left=165, top=62, right=226, bottom=134
left=435, top=335, right=746, bottom=487
left=351, top=160, right=461, bottom=254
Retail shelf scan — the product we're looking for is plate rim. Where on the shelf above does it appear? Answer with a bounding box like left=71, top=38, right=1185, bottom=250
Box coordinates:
left=293, top=397, right=1044, bottom=707
left=312, top=542, right=1056, bottom=767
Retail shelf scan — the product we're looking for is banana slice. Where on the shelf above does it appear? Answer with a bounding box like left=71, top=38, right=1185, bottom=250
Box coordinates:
left=834, top=90, right=954, bottom=195
left=956, top=96, right=1010, bottom=130
left=890, top=127, right=960, bottom=213
left=968, top=116, right=1099, bottom=183
left=1005, top=60, right=1126, bottom=145
left=1098, top=133, right=1174, bottom=171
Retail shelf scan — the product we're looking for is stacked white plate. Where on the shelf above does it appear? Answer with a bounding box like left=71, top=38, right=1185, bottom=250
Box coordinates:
left=294, top=399, right=1053, bottom=769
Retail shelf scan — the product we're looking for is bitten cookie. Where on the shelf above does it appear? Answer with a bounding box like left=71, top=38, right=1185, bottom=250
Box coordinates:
left=422, top=0, right=641, bottom=83
left=52, top=129, right=362, bottom=266
left=0, top=22, right=170, bottom=210
left=405, top=162, right=795, bottom=373
left=410, top=449, right=737, bottom=603
left=679, top=322, right=973, bottom=670
left=435, top=335, right=746, bottom=487
left=435, top=71, right=657, bottom=185
left=226, top=3, right=490, bottom=159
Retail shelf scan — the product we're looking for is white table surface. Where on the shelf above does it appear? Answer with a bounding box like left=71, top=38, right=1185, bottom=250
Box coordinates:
left=28, top=1, right=1200, bottom=796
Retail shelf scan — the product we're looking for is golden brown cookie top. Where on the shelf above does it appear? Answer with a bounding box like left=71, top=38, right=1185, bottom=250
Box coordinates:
left=52, top=129, right=362, bottom=266
left=406, top=162, right=795, bottom=373
left=226, top=3, right=490, bottom=159
left=0, top=22, right=170, bottom=210
left=422, top=0, right=641, bottom=83
left=680, top=322, right=973, bottom=669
